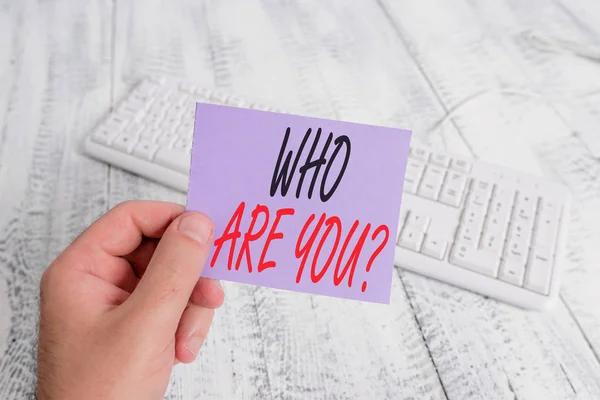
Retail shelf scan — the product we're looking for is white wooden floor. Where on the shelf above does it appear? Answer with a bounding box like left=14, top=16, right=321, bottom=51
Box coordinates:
left=1, top=0, right=600, bottom=399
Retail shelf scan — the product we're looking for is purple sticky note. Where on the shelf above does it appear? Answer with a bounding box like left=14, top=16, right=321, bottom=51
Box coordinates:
left=186, top=103, right=411, bottom=303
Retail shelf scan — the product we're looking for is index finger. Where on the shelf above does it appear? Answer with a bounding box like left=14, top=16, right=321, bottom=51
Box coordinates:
left=72, top=200, right=185, bottom=257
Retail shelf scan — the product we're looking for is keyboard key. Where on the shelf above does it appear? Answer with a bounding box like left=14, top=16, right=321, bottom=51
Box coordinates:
left=155, top=131, right=178, bottom=146
left=421, top=235, right=448, bottom=260
left=404, top=160, right=425, bottom=194
left=467, top=181, right=493, bottom=209
left=473, top=180, right=493, bottom=193
left=176, top=120, right=194, bottom=137
left=127, top=124, right=145, bottom=140
left=399, top=208, right=408, bottom=224
left=111, top=135, right=136, bottom=153
left=91, top=127, right=116, bottom=145
left=524, top=248, right=553, bottom=294
left=514, top=192, right=538, bottom=223
left=417, top=166, right=446, bottom=200
left=130, top=91, right=152, bottom=105
left=449, top=244, right=499, bottom=277
left=132, top=84, right=158, bottom=102
left=193, top=85, right=211, bottom=98
left=446, top=171, right=468, bottom=191
left=228, top=96, right=246, bottom=107
left=439, top=186, right=462, bottom=207
left=146, top=109, right=166, bottom=127
left=489, top=187, right=515, bottom=214
left=410, top=147, right=430, bottom=161
left=423, top=165, right=446, bottom=180
left=499, top=258, right=525, bottom=286
left=162, top=89, right=176, bottom=101
left=483, top=213, right=509, bottom=235
left=471, top=180, right=493, bottom=200
left=138, top=126, right=156, bottom=140
left=172, top=137, right=190, bottom=153
left=430, top=153, right=450, bottom=167
left=120, top=102, right=147, bottom=119
left=456, top=224, right=480, bottom=247
left=105, top=114, right=131, bottom=132
left=154, top=147, right=191, bottom=173
left=405, top=212, right=431, bottom=231
left=504, top=239, right=528, bottom=264
left=398, top=226, right=425, bottom=251
left=209, top=91, right=229, bottom=103
left=135, top=80, right=159, bottom=97
left=507, top=220, right=533, bottom=245
left=467, top=192, right=489, bottom=210
left=406, top=160, right=425, bottom=176
left=132, top=141, right=158, bottom=160
left=539, top=199, right=561, bottom=219
left=159, top=117, right=180, bottom=135
left=427, top=218, right=457, bottom=241
left=480, top=231, right=503, bottom=256
left=532, top=212, right=559, bottom=250
left=450, top=158, right=472, bottom=173
left=173, top=92, right=192, bottom=108
left=462, top=205, right=486, bottom=231
left=404, top=177, right=419, bottom=194
left=397, top=208, right=409, bottom=238
left=417, top=181, right=442, bottom=200
left=439, top=172, right=467, bottom=207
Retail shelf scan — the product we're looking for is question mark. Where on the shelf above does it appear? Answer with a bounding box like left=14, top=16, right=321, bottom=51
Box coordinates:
left=361, top=224, right=389, bottom=292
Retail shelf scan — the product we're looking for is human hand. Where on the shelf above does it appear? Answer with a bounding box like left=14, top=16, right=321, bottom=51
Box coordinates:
left=36, top=201, right=224, bottom=400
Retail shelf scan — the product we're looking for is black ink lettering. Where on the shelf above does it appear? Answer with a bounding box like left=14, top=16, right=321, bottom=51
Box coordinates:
left=320, top=135, right=351, bottom=202
left=308, top=132, right=333, bottom=199
left=270, top=127, right=311, bottom=197
left=296, top=128, right=322, bottom=199
left=270, top=127, right=351, bottom=202
left=296, top=129, right=334, bottom=199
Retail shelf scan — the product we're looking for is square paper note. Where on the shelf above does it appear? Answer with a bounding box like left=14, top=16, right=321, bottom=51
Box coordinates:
left=186, top=103, right=411, bottom=303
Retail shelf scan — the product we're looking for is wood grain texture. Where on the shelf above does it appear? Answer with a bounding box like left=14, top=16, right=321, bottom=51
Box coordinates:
left=379, top=0, right=600, bottom=398
left=0, top=0, right=113, bottom=398
left=1, top=0, right=600, bottom=399
left=464, top=0, right=600, bottom=365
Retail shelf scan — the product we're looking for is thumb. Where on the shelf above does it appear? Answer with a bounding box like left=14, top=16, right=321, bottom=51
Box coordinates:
left=126, top=211, right=214, bottom=331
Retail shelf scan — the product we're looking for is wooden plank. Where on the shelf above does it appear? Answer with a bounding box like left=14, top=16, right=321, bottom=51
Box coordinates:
left=462, top=0, right=600, bottom=371
left=111, top=1, right=274, bottom=399
left=0, top=0, right=113, bottom=398
left=554, top=0, right=600, bottom=46
left=464, top=0, right=600, bottom=156
left=0, top=1, right=49, bottom=229
left=378, top=0, right=600, bottom=399
left=378, top=0, right=572, bottom=174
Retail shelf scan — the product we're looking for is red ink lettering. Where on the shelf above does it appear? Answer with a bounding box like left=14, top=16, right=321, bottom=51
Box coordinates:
left=334, top=221, right=370, bottom=287
left=210, top=201, right=245, bottom=269
left=361, top=225, right=389, bottom=292
left=235, top=204, right=269, bottom=272
left=295, top=213, right=326, bottom=283
left=258, top=207, right=295, bottom=272
left=310, top=216, right=342, bottom=283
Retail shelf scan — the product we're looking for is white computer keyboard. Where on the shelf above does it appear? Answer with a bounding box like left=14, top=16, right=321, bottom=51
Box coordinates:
left=83, top=76, right=571, bottom=311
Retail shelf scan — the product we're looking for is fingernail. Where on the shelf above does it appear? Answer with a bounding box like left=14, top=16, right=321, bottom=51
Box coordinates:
left=178, top=214, right=213, bottom=245
left=186, top=336, right=204, bottom=356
